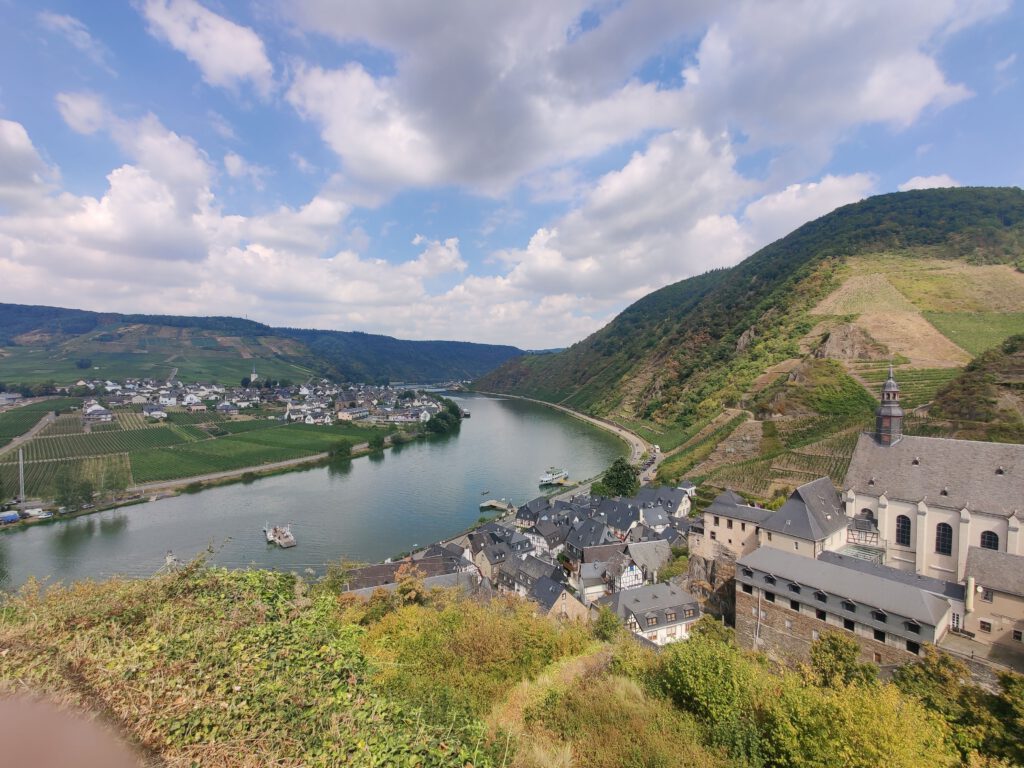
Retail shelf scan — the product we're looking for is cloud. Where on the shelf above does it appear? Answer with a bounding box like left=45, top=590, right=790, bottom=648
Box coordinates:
left=743, top=174, right=877, bottom=249
left=140, top=0, right=274, bottom=97
left=898, top=174, right=961, bottom=191
left=223, top=152, right=269, bottom=189
left=0, top=119, right=59, bottom=209
left=55, top=92, right=108, bottom=135
left=37, top=12, right=116, bottom=75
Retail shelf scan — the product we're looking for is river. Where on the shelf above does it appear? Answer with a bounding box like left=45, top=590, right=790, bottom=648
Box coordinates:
left=0, top=393, right=626, bottom=589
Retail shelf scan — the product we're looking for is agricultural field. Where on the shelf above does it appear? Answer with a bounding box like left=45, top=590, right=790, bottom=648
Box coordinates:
left=36, top=413, right=84, bottom=437
left=129, top=423, right=381, bottom=484
left=20, top=426, right=191, bottom=461
left=0, top=398, right=81, bottom=447
left=0, top=453, right=131, bottom=499
left=923, top=312, right=1024, bottom=356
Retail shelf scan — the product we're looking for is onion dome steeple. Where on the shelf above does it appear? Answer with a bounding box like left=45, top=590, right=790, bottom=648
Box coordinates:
left=874, top=363, right=903, bottom=446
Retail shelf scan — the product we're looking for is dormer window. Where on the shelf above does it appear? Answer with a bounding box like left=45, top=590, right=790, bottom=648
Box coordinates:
left=871, top=610, right=887, bottom=623
left=741, top=567, right=753, bottom=578
left=764, top=575, right=776, bottom=585
left=940, top=487, right=949, bottom=497
left=996, top=466, right=1005, bottom=476
left=841, top=600, right=856, bottom=613
left=788, top=583, right=801, bottom=594
left=868, top=477, right=875, bottom=486
left=911, top=457, right=920, bottom=466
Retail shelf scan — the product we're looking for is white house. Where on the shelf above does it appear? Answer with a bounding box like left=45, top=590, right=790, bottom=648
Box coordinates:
left=596, top=584, right=702, bottom=646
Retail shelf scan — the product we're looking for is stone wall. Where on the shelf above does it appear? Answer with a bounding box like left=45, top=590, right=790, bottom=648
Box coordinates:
left=687, top=549, right=736, bottom=623
left=735, top=590, right=919, bottom=667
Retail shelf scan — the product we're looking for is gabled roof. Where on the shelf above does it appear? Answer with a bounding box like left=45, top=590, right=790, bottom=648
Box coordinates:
left=965, top=546, right=1024, bottom=598
left=845, top=433, right=1024, bottom=516
left=581, top=543, right=627, bottom=563
left=598, top=584, right=700, bottom=626
left=528, top=576, right=573, bottom=612
left=705, top=490, right=773, bottom=525
left=566, top=518, right=611, bottom=551
left=761, top=476, right=847, bottom=541
left=625, top=540, right=672, bottom=575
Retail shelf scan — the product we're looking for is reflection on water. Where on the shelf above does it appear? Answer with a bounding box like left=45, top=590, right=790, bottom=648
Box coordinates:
left=0, top=394, right=626, bottom=589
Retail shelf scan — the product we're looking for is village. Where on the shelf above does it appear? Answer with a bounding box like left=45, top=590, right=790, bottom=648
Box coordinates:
left=1, top=368, right=456, bottom=428
left=343, top=368, right=1024, bottom=680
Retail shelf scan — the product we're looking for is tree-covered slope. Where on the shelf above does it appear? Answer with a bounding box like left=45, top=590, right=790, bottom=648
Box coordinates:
left=477, top=188, right=1024, bottom=431
left=0, top=303, right=523, bottom=384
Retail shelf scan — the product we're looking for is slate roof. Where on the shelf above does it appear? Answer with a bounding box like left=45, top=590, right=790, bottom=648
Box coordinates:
left=566, top=518, right=612, bottom=552
left=632, top=486, right=688, bottom=515
left=582, top=543, right=627, bottom=563
left=606, top=504, right=640, bottom=533
left=598, top=584, right=700, bottom=627
left=818, top=551, right=964, bottom=601
left=640, top=506, right=670, bottom=529
left=528, top=576, right=572, bottom=612
left=761, top=476, right=848, bottom=541
left=627, top=524, right=661, bottom=543
left=845, top=433, right=1024, bottom=516
left=737, top=548, right=952, bottom=626
left=705, top=490, right=774, bottom=525
left=626, top=540, right=672, bottom=576
left=965, top=546, right=1024, bottom=598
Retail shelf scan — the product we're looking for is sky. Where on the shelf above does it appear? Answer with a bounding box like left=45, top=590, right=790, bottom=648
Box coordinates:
left=0, top=1, right=1021, bottom=349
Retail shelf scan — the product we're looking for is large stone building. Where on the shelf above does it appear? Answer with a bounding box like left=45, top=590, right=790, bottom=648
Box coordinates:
left=732, top=368, right=1023, bottom=668
left=842, top=367, right=1023, bottom=584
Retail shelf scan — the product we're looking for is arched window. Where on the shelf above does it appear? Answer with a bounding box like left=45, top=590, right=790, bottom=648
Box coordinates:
left=980, top=531, right=999, bottom=551
left=935, top=523, right=953, bottom=556
left=895, top=515, right=911, bottom=547
left=859, top=508, right=875, bottom=521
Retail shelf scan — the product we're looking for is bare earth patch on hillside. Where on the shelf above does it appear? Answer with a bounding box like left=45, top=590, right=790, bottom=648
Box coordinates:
left=856, top=310, right=970, bottom=367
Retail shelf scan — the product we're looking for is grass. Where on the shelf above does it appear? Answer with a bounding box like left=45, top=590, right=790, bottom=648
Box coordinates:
left=923, top=312, right=1024, bottom=356
left=0, top=453, right=131, bottom=498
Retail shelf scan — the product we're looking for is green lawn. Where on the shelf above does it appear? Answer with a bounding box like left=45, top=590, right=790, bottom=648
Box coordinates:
left=923, top=312, right=1024, bottom=356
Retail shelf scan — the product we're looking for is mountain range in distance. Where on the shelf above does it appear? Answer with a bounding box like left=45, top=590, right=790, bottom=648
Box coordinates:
left=0, top=304, right=523, bottom=386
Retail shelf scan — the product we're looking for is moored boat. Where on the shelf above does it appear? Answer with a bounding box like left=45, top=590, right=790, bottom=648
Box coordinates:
left=538, top=467, right=569, bottom=485
left=263, top=523, right=296, bottom=548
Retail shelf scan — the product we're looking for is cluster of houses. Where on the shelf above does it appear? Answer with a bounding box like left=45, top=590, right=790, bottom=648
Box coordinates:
left=63, top=374, right=447, bottom=426
left=344, top=484, right=705, bottom=647
left=343, top=367, right=1024, bottom=673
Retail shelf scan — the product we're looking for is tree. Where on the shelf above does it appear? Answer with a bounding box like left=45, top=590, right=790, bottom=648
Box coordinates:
left=592, top=457, right=639, bottom=497
left=690, top=614, right=735, bottom=645
left=809, top=632, right=878, bottom=688
left=593, top=605, right=622, bottom=641
left=328, top=440, right=352, bottom=459
left=75, top=358, right=92, bottom=370
left=368, top=433, right=386, bottom=451
left=240, top=377, right=251, bottom=388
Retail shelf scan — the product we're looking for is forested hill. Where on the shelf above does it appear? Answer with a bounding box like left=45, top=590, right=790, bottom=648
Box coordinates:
left=476, top=188, right=1024, bottom=435
left=0, top=304, right=523, bottom=384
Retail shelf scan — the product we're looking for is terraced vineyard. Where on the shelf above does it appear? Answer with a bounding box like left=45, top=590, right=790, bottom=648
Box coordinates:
left=852, top=364, right=960, bottom=409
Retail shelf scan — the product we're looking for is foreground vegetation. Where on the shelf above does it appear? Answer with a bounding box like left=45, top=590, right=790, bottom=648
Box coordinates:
left=0, top=564, right=1019, bottom=767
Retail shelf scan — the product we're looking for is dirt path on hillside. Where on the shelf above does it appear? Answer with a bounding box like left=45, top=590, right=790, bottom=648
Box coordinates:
left=0, top=411, right=55, bottom=459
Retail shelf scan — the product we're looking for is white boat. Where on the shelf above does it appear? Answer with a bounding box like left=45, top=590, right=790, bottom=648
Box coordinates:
left=539, top=467, right=569, bottom=485
left=263, top=523, right=296, bottom=548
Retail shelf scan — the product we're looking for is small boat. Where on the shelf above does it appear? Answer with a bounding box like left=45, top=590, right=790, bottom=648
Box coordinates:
left=481, top=489, right=490, bottom=495
left=263, top=523, right=296, bottom=548
left=539, top=467, right=569, bottom=485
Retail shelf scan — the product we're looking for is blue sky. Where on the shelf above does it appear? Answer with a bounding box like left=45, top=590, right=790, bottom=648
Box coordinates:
left=0, top=0, right=1021, bottom=347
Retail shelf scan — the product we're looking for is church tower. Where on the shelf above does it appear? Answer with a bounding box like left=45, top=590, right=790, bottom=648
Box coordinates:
left=874, top=364, right=903, bottom=446
left=250, top=363, right=258, bottom=384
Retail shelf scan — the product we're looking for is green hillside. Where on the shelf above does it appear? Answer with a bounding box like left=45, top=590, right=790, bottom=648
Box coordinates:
left=0, top=304, right=523, bottom=385
left=478, top=188, right=1024, bottom=425
left=2, top=562, right=1018, bottom=767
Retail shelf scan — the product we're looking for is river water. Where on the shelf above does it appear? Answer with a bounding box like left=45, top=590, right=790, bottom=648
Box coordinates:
left=0, top=393, right=626, bottom=589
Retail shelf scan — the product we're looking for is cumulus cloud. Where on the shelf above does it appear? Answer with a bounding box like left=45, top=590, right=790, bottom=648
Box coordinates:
left=743, top=174, right=877, bottom=249
left=223, top=152, right=269, bottom=190
left=0, top=120, right=59, bottom=209
left=898, top=174, right=962, bottom=191
left=37, top=12, right=116, bottom=74
left=140, top=0, right=274, bottom=96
